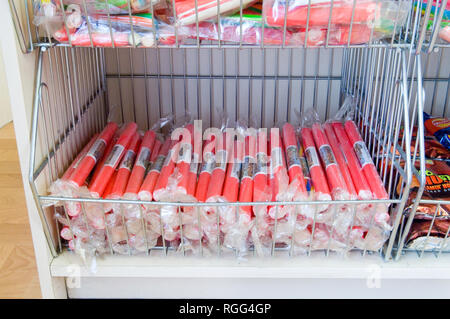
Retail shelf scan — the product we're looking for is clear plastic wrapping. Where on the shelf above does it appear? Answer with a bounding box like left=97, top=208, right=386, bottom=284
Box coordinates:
left=167, top=0, right=256, bottom=25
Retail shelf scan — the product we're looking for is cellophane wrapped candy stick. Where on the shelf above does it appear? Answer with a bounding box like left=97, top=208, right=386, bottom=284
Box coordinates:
left=223, top=133, right=256, bottom=256
left=268, top=130, right=290, bottom=220
left=344, top=120, right=389, bottom=200
left=344, top=120, right=390, bottom=230
left=206, top=132, right=231, bottom=202
left=138, top=138, right=171, bottom=201
left=281, top=122, right=312, bottom=223
left=323, top=123, right=357, bottom=199
left=61, top=133, right=99, bottom=182
left=239, top=134, right=256, bottom=221
left=251, top=129, right=272, bottom=256
left=89, top=122, right=138, bottom=198
left=124, top=129, right=157, bottom=198
left=195, top=135, right=216, bottom=202
left=65, top=122, right=118, bottom=217
left=221, top=138, right=243, bottom=226
left=152, top=137, right=182, bottom=201
left=88, top=130, right=140, bottom=230
left=311, top=122, right=349, bottom=200
left=330, top=121, right=372, bottom=200
left=109, top=132, right=142, bottom=199
left=173, top=123, right=195, bottom=197
left=90, top=125, right=125, bottom=186
left=253, top=129, right=270, bottom=214
left=300, top=127, right=331, bottom=205
left=204, top=132, right=232, bottom=248
left=51, top=133, right=98, bottom=221
left=282, top=123, right=308, bottom=196
left=69, top=122, right=118, bottom=188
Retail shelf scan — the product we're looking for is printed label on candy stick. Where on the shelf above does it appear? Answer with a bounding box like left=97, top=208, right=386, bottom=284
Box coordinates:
left=86, top=139, right=107, bottom=163
left=104, top=144, right=125, bottom=168
left=286, top=145, right=301, bottom=169
left=119, top=150, right=136, bottom=171
left=255, top=152, right=269, bottom=176
left=190, top=161, right=199, bottom=174
left=353, top=141, right=374, bottom=168
left=230, top=162, right=242, bottom=180
left=241, top=156, right=255, bottom=180
left=200, top=152, right=215, bottom=173
left=150, top=155, right=166, bottom=173
left=162, top=149, right=174, bottom=167
left=299, top=157, right=310, bottom=178
left=178, top=143, right=192, bottom=163
left=135, top=147, right=151, bottom=169
left=305, top=146, right=320, bottom=169
left=190, top=154, right=200, bottom=174
left=214, top=150, right=228, bottom=171
left=319, top=145, right=337, bottom=169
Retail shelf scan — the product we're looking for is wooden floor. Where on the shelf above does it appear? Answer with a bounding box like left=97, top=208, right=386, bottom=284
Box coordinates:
left=0, top=122, right=41, bottom=298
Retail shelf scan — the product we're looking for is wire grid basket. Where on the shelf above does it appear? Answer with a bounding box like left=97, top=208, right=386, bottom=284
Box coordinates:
left=29, top=44, right=414, bottom=260
left=392, top=47, right=450, bottom=259
left=9, top=0, right=423, bottom=51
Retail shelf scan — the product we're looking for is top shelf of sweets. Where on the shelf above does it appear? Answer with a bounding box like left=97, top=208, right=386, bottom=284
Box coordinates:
left=14, top=0, right=448, bottom=50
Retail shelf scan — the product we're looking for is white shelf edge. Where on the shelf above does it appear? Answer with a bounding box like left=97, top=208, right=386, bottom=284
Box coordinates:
left=51, top=250, right=450, bottom=279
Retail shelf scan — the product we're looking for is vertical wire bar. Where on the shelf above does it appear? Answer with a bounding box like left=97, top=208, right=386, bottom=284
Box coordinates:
left=196, top=206, right=203, bottom=256
left=346, top=0, right=357, bottom=47
left=115, top=49, right=125, bottom=122
left=63, top=47, right=82, bottom=152
left=139, top=204, right=150, bottom=255
left=419, top=204, right=440, bottom=257
left=178, top=205, right=185, bottom=256
left=325, top=204, right=338, bottom=256
left=127, top=0, right=137, bottom=48
left=325, top=0, right=334, bottom=48
left=105, top=1, right=115, bottom=49
left=308, top=204, right=318, bottom=256
left=159, top=206, right=167, bottom=255
left=128, top=49, right=137, bottom=122
left=304, top=0, right=312, bottom=49
left=82, top=0, right=94, bottom=48
left=103, top=205, right=114, bottom=255
left=47, top=48, right=68, bottom=172
left=271, top=205, right=279, bottom=256
left=286, top=48, right=293, bottom=123
left=216, top=206, right=221, bottom=256
left=324, top=49, right=335, bottom=120
left=143, top=49, right=150, bottom=129
left=120, top=204, right=132, bottom=256
left=289, top=205, right=300, bottom=257
left=59, top=0, right=73, bottom=47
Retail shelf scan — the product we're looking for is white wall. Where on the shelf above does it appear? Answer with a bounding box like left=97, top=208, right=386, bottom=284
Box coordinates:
left=0, top=45, right=13, bottom=128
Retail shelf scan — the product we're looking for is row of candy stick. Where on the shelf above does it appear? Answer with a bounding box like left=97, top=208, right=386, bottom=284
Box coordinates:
left=51, top=116, right=392, bottom=256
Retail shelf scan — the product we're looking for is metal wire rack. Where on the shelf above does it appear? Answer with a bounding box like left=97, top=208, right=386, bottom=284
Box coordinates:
left=9, top=0, right=424, bottom=50
left=392, top=47, right=450, bottom=259
left=29, top=44, right=415, bottom=260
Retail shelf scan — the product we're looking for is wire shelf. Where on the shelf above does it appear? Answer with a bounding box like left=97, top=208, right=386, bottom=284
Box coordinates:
left=10, top=0, right=423, bottom=50
left=28, top=44, right=416, bottom=260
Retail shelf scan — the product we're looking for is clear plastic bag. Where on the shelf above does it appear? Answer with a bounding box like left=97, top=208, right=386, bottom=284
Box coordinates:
left=168, top=0, right=257, bottom=25
left=52, top=13, right=177, bottom=47
left=263, top=0, right=410, bottom=29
